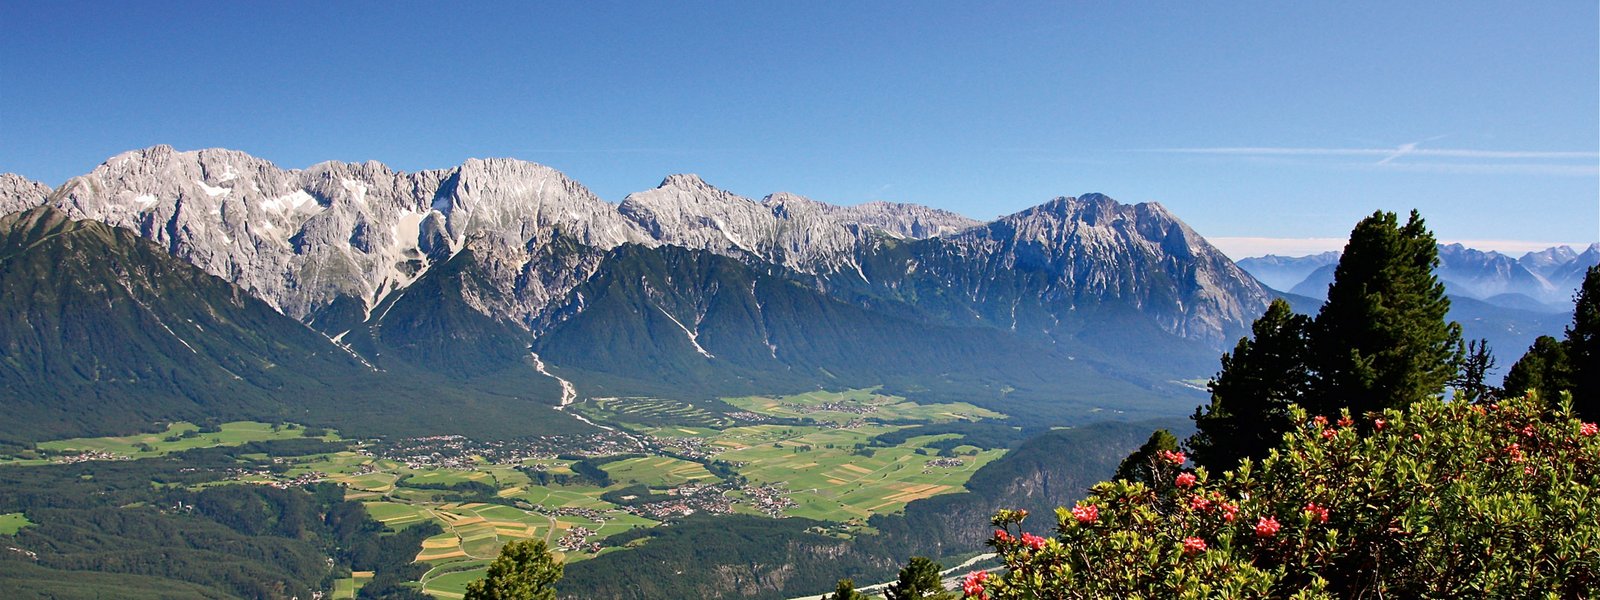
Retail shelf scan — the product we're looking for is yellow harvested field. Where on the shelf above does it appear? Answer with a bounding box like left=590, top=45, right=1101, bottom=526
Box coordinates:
left=422, top=538, right=460, bottom=549
left=839, top=464, right=873, bottom=474
left=881, top=484, right=952, bottom=504
left=416, top=548, right=467, bottom=561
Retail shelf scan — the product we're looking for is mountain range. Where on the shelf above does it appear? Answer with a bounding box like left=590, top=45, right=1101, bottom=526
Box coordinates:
left=1239, top=243, right=1598, bottom=311
left=0, top=146, right=1576, bottom=440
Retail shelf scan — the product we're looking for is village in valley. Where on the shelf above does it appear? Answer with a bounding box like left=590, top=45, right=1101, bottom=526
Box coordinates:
left=18, top=388, right=1010, bottom=599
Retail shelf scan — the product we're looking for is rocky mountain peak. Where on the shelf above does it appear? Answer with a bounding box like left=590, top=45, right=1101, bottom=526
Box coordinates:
left=0, top=174, right=51, bottom=215
left=657, top=173, right=719, bottom=193
left=1521, top=245, right=1580, bottom=277
left=14, top=146, right=1277, bottom=349
left=939, top=193, right=1269, bottom=345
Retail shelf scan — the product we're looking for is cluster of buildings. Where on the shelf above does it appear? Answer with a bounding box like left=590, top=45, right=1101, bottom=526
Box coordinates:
left=556, top=525, right=602, bottom=553
left=368, top=431, right=649, bottom=469
left=531, top=505, right=609, bottom=523
left=742, top=483, right=796, bottom=517
left=622, top=482, right=739, bottom=520
left=53, top=450, right=129, bottom=464
left=924, top=457, right=966, bottom=469
left=262, top=470, right=328, bottom=489
left=644, top=435, right=718, bottom=460
left=780, top=401, right=879, bottom=415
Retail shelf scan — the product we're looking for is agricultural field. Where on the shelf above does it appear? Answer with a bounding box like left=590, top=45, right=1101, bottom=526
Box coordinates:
left=2, top=389, right=1012, bottom=599
left=577, top=396, right=744, bottom=428
left=603, top=455, right=716, bottom=487
left=4, top=421, right=339, bottom=464
left=715, top=426, right=1003, bottom=521
left=723, top=387, right=1005, bottom=425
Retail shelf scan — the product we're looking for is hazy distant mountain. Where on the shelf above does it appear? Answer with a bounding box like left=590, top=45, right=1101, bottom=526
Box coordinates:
left=1288, top=263, right=1338, bottom=300
left=1236, top=251, right=1341, bottom=292
left=1239, top=243, right=1586, bottom=366
left=1543, top=243, right=1600, bottom=300
left=1250, top=243, right=1596, bottom=310
left=1520, top=245, right=1579, bottom=278
left=1434, top=243, right=1558, bottom=302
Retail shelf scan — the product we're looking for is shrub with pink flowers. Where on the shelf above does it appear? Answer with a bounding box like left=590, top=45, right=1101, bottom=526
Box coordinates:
left=974, top=393, right=1600, bottom=599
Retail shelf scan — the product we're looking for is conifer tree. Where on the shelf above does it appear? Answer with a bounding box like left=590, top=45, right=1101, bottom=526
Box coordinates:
left=884, top=556, right=955, bottom=600
left=1503, top=336, right=1570, bottom=404
left=1307, top=210, right=1461, bottom=416
left=1115, top=429, right=1180, bottom=485
left=1187, top=298, right=1310, bottom=472
left=464, top=540, right=563, bottom=600
left=824, top=578, right=870, bottom=600
left=1566, top=265, right=1600, bottom=420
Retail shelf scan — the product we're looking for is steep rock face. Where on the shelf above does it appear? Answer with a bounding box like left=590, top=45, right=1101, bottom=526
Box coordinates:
left=827, top=200, right=980, bottom=239
left=0, top=174, right=51, bottom=215
left=39, top=147, right=647, bottom=328
left=616, top=177, right=980, bottom=274
left=849, top=194, right=1271, bottom=346
left=619, top=176, right=852, bottom=272
left=47, top=146, right=431, bottom=319
left=18, top=146, right=1268, bottom=352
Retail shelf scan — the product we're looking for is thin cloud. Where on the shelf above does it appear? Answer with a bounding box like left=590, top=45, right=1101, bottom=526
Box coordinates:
left=1143, top=146, right=1597, bottom=160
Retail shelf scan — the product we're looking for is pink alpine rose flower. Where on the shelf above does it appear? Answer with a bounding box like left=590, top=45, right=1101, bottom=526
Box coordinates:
left=1175, top=472, right=1197, bottom=488
left=993, top=529, right=1011, bottom=543
left=1304, top=502, right=1329, bottom=523
left=1322, top=428, right=1337, bottom=440
left=1337, top=415, right=1354, bottom=428
left=1255, top=516, right=1281, bottom=538
left=962, top=570, right=988, bottom=599
left=1582, top=422, right=1598, bottom=437
left=1160, top=450, right=1186, bottom=466
left=1071, top=503, right=1099, bottom=524
left=1374, top=418, right=1386, bottom=430
left=1020, top=532, right=1047, bottom=550
left=1182, top=537, right=1207, bottom=555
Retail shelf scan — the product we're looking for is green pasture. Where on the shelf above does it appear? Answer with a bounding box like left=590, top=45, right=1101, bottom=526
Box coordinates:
left=33, top=421, right=338, bottom=459
left=724, top=388, right=1005, bottom=424
left=603, top=456, right=716, bottom=487
left=714, top=425, right=1003, bottom=520
left=0, top=512, right=32, bottom=534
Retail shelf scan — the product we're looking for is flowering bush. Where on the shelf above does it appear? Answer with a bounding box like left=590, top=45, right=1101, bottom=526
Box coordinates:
left=975, top=393, right=1600, bottom=599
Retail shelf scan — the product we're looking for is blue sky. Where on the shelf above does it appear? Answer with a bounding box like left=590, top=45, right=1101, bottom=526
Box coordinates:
left=2, top=1, right=1595, bottom=257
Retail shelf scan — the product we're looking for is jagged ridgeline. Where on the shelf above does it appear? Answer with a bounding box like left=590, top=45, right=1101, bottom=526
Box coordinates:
left=0, top=207, right=571, bottom=441
left=0, top=146, right=1275, bottom=439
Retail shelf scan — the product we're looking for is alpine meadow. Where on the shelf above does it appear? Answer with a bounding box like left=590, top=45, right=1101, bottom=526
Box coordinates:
left=1, top=3, right=1596, bottom=599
